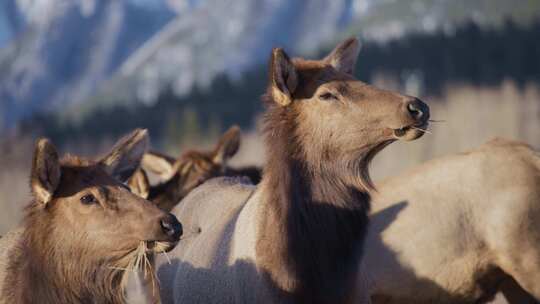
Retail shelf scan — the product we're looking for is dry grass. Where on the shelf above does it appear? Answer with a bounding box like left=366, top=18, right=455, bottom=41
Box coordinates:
left=0, top=137, right=33, bottom=233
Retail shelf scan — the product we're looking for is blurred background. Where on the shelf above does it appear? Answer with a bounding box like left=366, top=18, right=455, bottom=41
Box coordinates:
left=1, top=0, right=539, bottom=245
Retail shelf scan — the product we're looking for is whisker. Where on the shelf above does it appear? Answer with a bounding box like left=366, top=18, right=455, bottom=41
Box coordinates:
left=115, top=241, right=162, bottom=303
left=162, top=249, right=172, bottom=265
left=412, top=126, right=432, bottom=134
left=143, top=254, right=149, bottom=278
left=108, top=266, right=137, bottom=272
left=428, top=119, right=446, bottom=123
left=142, top=250, right=160, bottom=299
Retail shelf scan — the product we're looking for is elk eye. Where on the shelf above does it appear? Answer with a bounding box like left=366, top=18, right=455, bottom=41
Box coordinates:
left=80, top=194, right=96, bottom=205
left=319, top=92, right=338, bottom=101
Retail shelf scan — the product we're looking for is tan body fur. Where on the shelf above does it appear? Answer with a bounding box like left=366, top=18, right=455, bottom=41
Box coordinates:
left=363, top=138, right=540, bottom=303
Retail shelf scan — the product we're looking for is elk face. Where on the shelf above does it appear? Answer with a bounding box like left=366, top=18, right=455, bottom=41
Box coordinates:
left=135, top=126, right=241, bottom=210
left=268, top=38, right=430, bottom=162
left=29, top=129, right=182, bottom=255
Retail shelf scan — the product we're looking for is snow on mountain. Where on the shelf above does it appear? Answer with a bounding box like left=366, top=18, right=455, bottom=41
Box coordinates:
left=1, top=0, right=532, bottom=129
left=0, top=0, right=369, bottom=129
left=108, top=0, right=363, bottom=104
left=0, top=0, right=173, bottom=129
left=0, top=0, right=24, bottom=47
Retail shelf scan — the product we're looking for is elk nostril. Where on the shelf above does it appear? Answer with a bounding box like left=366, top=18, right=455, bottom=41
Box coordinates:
left=406, top=100, right=425, bottom=120
left=160, top=220, right=173, bottom=236
left=160, top=215, right=183, bottom=239
left=175, top=220, right=183, bottom=238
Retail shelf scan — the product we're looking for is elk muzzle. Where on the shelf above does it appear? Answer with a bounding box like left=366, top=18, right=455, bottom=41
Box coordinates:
left=405, top=98, right=430, bottom=122
left=394, top=98, right=430, bottom=141
left=160, top=214, right=183, bottom=241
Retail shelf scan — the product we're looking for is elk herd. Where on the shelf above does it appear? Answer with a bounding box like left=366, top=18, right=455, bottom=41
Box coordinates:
left=0, top=38, right=538, bottom=304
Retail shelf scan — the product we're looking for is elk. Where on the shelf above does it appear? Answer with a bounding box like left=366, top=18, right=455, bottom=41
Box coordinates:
left=128, top=125, right=261, bottom=211
left=0, top=129, right=183, bottom=304
left=363, top=138, right=540, bottom=304
left=155, top=37, right=430, bottom=304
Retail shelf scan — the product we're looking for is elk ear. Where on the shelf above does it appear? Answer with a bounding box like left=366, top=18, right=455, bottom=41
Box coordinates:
left=100, top=129, right=149, bottom=183
left=31, top=138, right=61, bottom=205
left=141, top=151, right=176, bottom=181
left=269, top=48, right=298, bottom=106
left=325, top=37, right=360, bottom=75
left=128, top=169, right=150, bottom=199
left=213, top=125, right=241, bottom=166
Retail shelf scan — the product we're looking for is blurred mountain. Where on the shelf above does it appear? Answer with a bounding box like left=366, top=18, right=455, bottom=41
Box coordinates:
left=0, top=0, right=174, bottom=129
left=93, top=0, right=360, bottom=111
left=0, top=1, right=23, bottom=47
left=0, top=0, right=539, bottom=130
left=352, top=0, right=540, bottom=40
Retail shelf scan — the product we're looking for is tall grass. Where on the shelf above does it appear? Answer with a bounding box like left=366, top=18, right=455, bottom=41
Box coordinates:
left=0, top=137, right=32, bottom=233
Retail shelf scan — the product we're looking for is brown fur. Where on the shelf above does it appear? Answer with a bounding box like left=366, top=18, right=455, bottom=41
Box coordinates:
left=132, top=126, right=262, bottom=211
left=256, top=98, right=371, bottom=303
left=128, top=168, right=151, bottom=199
left=0, top=130, right=182, bottom=304
left=254, top=39, right=430, bottom=303
left=157, top=37, right=430, bottom=304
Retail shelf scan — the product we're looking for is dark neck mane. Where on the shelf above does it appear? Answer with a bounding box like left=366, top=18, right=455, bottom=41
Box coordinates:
left=2, top=206, right=129, bottom=304
left=149, top=174, right=183, bottom=211
left=149, top=160, right=202, bottom=212
left=255, top=99, right=371, bottom=304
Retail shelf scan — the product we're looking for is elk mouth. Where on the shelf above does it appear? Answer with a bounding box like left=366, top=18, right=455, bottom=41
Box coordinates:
left=393, top=121, right=429, bottom=141
left=145, top=240, right=179, bottom=253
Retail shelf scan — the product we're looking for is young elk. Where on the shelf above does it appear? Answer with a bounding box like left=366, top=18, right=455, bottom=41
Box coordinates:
left=0, top=129, right=182, bottom=304
left=156, top=37, right=430, bottom=304
left=128, top=126, right=261, bottom=211
left=363, top=138, right=540, bottom=304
